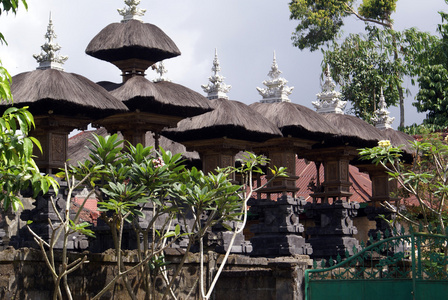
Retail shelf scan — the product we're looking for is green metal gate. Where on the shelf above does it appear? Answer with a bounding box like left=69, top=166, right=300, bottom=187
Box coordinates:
left=305, top=227, right=448, bottom=300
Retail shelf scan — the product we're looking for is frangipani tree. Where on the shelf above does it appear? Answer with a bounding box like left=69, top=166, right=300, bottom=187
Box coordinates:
left=360, top=136, right=448, bottom=234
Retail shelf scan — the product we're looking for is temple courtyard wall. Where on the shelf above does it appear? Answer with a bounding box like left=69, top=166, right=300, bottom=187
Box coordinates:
left=0, top=247, right=311, bottom=300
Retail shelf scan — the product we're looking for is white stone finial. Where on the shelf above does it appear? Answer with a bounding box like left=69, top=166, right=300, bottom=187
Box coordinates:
left=312, top=64, right=346, bottom=114
left=118, top=0, right=146, bottom=23
left=256, top=51, right=294, bottom=103
left=201, top=49, right=231, bottom=100
left=153, top=61, right=171, bottom=82
left=372, top=87, right=394, bottom=129
left=33, top=13, right=68, bottom=71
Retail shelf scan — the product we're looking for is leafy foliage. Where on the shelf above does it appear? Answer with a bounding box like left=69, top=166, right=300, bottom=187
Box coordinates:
left=405, top=6, right=448, bottom=129
left=359, top=134, right=448, bottom=234
left=61, top=134, right=287, bottom=300
left=0, top=107, right=58, bottom=210
left=323, top=27, right=401, bottom=120
left=358, top=0, right=396, bottom=21
left=289, top=0, right=422, bottom=127
left=289, top=0, right=397, bottom=51
left=289, top=0, right=353, bottom=51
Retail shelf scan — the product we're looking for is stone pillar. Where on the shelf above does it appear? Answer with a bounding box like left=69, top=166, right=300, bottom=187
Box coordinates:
left=201, top=151, right=236, bottom=176
left=248, top=195, right=312, bottom=257
left=17, top=184, right=88, bottom=250
left=357, top=164, right=400, bottom=240
left=311, top=157, right=352, bottom=203
left=261, top=149, right=299, bottom=200
left=305, top=200, right=360, bottom=259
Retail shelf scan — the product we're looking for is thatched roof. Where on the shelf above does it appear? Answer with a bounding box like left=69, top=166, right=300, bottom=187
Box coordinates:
left=382, top=128, right=415, bottom=156
left=163, top=98, right=282, bottom=143
left=7, top=69, right=128, bottom=119
left=104, top=76, right=212, bottom=117
left=249, top=102, right=340, bottom=142
left=68, top=127, right=199, bottom=165
left=321, top=113, right=383, bottom=147
left=85, top=20, right=181, bottom=64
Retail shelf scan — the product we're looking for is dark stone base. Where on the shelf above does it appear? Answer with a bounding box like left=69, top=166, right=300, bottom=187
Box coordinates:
left=250, top=234, right=312, bottom=257
left=307, top=236, right=360, bottom=259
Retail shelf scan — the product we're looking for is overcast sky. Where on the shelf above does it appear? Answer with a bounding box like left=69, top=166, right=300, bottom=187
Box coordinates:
left=0, top=0, right=447, bottom=129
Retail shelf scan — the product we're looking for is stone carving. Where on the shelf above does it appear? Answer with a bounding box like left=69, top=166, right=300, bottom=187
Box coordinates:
left=365, top=205, right=401, bottom=242
left=118, top=0, right=146, bottom=23
left=33, top=15, right=68, bottom=71
left=257, top=52, right=293, bottom=103
left=305, top=200, right=360, bottom=259
left=372, top=88, right=394, bottom=129
left=312, top=65, right=346, bottom=114
left=248, top=195, right=312, bottom=256
left=153, top=61, right=171, bottom=83
left=201, top=49, right=231, bottom=100
left=14, top=184, right=89, bottom=251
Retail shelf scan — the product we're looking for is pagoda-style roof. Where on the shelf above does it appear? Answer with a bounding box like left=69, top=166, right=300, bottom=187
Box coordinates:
left=381, top=128, right=415, bottom=155
left=9, top=69, right=128, bottom=119
left=68, top=127, right=199, bottom=165
left=322, top=113, right=383, bottom=148
left=99, top=76, right=212, bottom=118
left=163, top=98, right=282, bottom=143
left=250, top=102, right=340, bottom=142
left=85, top=20, right=181, bottom=66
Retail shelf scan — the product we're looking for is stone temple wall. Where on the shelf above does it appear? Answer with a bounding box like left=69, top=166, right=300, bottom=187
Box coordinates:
left=0, top=247, right=311, bottom=300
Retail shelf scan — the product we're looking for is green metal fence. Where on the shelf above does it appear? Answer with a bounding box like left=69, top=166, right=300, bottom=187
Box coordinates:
left=305, top=226, right=448, bottom=300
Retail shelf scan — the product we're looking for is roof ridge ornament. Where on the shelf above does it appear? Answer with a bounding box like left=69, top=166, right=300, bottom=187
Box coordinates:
left=257, top=51, right=293, bottom=103
left=372, top=87, right=394, bottom=129
left=152, top=61, right=171, bottom=82
left=201, top=49, right=231, bottom=100
left=33, top=13, right=68, bottom=71
left=313, top=64, right=346, bottom=114
left=118, top=0, right=146, bottom=23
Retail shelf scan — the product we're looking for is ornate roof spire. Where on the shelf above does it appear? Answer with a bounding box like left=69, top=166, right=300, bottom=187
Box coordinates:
left=118, top=0, right=146, bottom=23
left=201, top=49, right=231, bottom=100
left=33, top=13, right=68, bottom=71
left=153, top=61, right=171, bottom=82
left=372, top=87, right=394, bottom=129
left=312, top=64, right=346, bottom=114
left=256, top=51, right=293, bottom=103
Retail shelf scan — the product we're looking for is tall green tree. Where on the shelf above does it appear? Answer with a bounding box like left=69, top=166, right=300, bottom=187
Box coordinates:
left=407, top=6, right=448, bottom=130
left=289, top=0, right=412, bottom=127
left=0, top=0, right=58, bottom=210
left=323, top=26, right=401, bottom=121
left=0, top=0, right=28, bottom=102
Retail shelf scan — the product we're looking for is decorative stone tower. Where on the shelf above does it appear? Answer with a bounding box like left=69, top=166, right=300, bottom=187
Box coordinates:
left=372, top=88, right=394, bottom=129
left=33, top=15, right=68, bottom=71
left=305, top=65, right=361, bottom=258
left=256, top=52, right=293, bottom=103
left=255, top=53, right=300, bottom=198
left=362, top=88, right=400, bottom=239
left=201, top=49, right=231, bottom=100
left=310, top=66, right=353, bottom=203
left=152, top=61, right=171, bottom=83
left=188, top=50, right=239, bottom=178
left=31, top=16, right=70, bottom=174
left=312, top=65, right=347, bottom=114
left=118, top=0, right=147, bottom=22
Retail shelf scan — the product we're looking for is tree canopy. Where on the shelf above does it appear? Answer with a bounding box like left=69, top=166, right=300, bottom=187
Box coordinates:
left=289, top=0, right=413, bottom=127
left=289, top=0, right=397, bottom=51
left=409, top=9, right=448, bottom=130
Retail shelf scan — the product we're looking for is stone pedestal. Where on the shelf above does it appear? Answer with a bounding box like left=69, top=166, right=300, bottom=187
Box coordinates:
left=248, top=195, right=312, bottom=257
left=305, top=200, right=360, bottom=259
left=365, top=205, right=399, bottom=241
left=17, top=185, right=89, bottom=251
left=206, top=221, right=253, bottom=254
